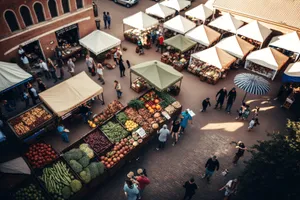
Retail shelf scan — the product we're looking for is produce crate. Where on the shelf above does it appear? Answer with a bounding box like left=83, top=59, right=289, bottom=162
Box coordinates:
left=106, top=157, right=126, bottom=177
left=99, top=117, right=129, bottom=144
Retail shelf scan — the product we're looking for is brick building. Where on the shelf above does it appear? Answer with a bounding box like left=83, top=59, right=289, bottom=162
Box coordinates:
left=0, top=0, right=96, bottom=62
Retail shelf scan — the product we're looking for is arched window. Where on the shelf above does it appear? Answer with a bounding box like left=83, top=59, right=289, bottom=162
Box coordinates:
left=4, top=10, right=20, bottom=32
left=20, top=6, right=33, bottom=26
left=48, top=0, right=58, bottom=18
left=76, top=0, right=83, bottom=9
left=34, top=2, right=45, bottom=22
left=62, top=0, right=70, bottom=13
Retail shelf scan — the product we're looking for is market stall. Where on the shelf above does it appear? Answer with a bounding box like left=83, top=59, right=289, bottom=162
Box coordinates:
left=162, top=35, right=197, bottom=71
left=160, top=0, right=191, bottom=11
left=79, top=30, right=121, bottom=62
left=237, top=20, right=272, bottom=49
left=163, top=15, right=196, bottom=38
left=269, top=31, right=300, bottom=61
left=245, top=47, right=289, bottom=80
left=19, top=40, right=44, bottom=69
left=189, top=46, right=236, bottom=84
left=283, top=62, right=300, bottom=83
left=145, top=3, right=175, bottom=23
left=123, top=12, right=159, bottom=49
left=185, top=25, right=221, bottom=51
left=185, top=4, right=213, bottom=25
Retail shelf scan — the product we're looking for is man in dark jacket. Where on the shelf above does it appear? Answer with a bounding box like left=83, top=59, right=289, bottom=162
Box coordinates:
left=225, top=88, right=237, bottom=114
left=201, top=98, right=211, bottom=112
left=202, top=155, right=219, bottom=183
left=183, top=178, right=198, bottom=200
left=215, top=87, right=227, bottom=110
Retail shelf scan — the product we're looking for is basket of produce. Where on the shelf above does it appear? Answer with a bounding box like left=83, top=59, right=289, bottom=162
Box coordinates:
left=100, top=120, right=129, bottom=143
left=83, top=129, right=113, bottom=156
left=124, top=107, right=152, bottom=133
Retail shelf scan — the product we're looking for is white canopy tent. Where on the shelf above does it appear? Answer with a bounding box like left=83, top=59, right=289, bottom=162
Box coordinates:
left=79, top=30, right=121, bottom=56
left=269, top=31, right=300, bottom=54
left=216, top=35, right=255, bottom=59
left=160, top=0, right=191, bottom=11
left=123, top=12, right=159, bottom=31
left=185, top=25, right=221, bottom=47
left=185, top=4, right=213, bottom=22
left=163, top=15, right=196, bottom=34
left=204, top=0, right=215, bottom=10
left=191, top=46, right=237, bottom=69
left=208, top=13, right=244, bottom=34
left=145, top=3, right=175, bottom=19
left=237, top=20, right=272, bottom=44
left=283, top=62, right=300, bottom=82
left=245, top=47, right=289, bottom=80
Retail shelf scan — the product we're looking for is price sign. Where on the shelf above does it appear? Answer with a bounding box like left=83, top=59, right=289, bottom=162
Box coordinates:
left=187, top=109, right=195, bottom=117
left=136, top=127, right=147, bottom=138
left=161, top=111, right=171, bottom=120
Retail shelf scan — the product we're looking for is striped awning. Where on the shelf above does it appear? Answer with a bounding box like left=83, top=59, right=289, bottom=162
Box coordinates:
left=234, top=73, right=270, bottom=95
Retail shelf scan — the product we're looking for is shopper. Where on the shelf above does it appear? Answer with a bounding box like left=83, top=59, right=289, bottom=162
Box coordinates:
left=22, top=90, right=30, bottom=108
left=180, top=110, right=192, bottom=134
left=151, top=30, right=157, bottom=44
left=235, top=103, right=246, bottom=120
left=47, top=58, right=58, bottom=83
left=39, top=59, right=51, bottom=80
left=215, top=87, right=227, bottom=110
left=126, top=60, right=131, bottom=69
left=171, top=120, right=181, bottom=146
left=201, top=98, right=211, bottom=112
left=27, top=83, right=39, bottom=105
left=96, top=63, right=105, bottom=85
left=156, top=34, right=164, bottom=53
left=242, top=104, right=251, bottom=120
left=20, top=55, right=30, bottom=72
left=136, top=168, right=150, bottom=199
left=137, top=39, right=144, bottom=55
left=67, top=58, right=75, bottom=76
left=85, top=55, right=95, bottom=74
left=233, top=141, right=247, bottom=165
left=119, top=58, right=126, bottom=77
left=103, top=12, right=107, bottom=29
left=18, top=45, right=25, bottom=57
left=219, top=178, right=239, bottom=200
left=57, top=124, right=69, bottom=143
left=248, top=117, right=259, bottom=131
left=202, top=155, right=219, bottom=183
left=106, top=12, right=111, bottom=29
left=226, top=88, right=237, bottom=114
left=114, top=80, right=122, bottom=99
left=156, top=124, right=170, bottom=150
left=117, top=47, right=123, bottom=60
left=183, top=178, right=198, bottom=200
left=123, top=179, right=139, bottom=200
left=37, top=79, right=47, bottom=92
left=113, top=51, right=119, bottom=66
left=57, top=59, right=64, bottom=80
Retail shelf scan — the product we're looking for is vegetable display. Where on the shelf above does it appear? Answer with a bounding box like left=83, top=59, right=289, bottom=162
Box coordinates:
left=116, top=112, right=128, bottom=125
left=124, top=108, right=152, bottom=133
left=83, top=130, right=112, bottom=155
left=79, top=143, right=94, bottom=158
left=100, top=121, right=129, bottom=143
left=124, top=120, right=138, bottom=132
left=14, top=183, right=46, bottom=200
left=127, top=99, right=144, bottom=110
left=25, top=143, right=58, bottom=169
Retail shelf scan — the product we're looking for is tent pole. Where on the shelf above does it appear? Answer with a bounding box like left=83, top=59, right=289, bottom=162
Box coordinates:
left=130, top=71, right=132, bottom=89
left=242, top=92, right=248, bottom=103
left=102, top=93, right=105, bottom=105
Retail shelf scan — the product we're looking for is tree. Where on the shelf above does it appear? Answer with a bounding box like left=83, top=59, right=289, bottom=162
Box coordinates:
left=236, top=119, right=300, bottom=200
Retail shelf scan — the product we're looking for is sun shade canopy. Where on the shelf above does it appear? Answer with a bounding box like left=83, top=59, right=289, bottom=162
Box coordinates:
left=191, top=46, right=237, bottom=69
left=39, top=72, right=103, bottom=117
left=146, top=3, right=175, bottom=19
left=164, top=35, right=197, bottom=52
left=283, top=62, right=300, bottom=83
left=185, top=4, right=213, bottom=21
left=237, top=21, right=272, bottom=43
left=131, top=60, right=183, bottom=91
left=269, top=32, right=300, bottom=54
left=185, top=25, right=221, bottom=47
left=246, top=47, right=289, bottom=71
left=123, top=12, right=159, bottom=30
left=0, top=61, right=32, bottom=94
left=208, top=13, right=244, bottom=33
left=234, top=73, right=270, bottom=96
left=163, top=15, right=196, bottom=34
left=216, top=35, right=255, bottom=59
left=79, top=30, right=121, bottom=56
left=160, top=0, right=191, bottom=11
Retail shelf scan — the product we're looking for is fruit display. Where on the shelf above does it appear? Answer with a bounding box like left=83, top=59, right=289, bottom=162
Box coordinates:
left=25, top=143, right=58, bottom=169
left=153, top=112, right=166, bottom=124
left=188, top=59, right=209, bottom=75
left=39, top=160, right=82, bottom=199
left=124, top=107, right=153, bottom=133
left=116, top=112, right=129, bottom=125
left=125, top=120, right=139, bottom=132
left=100, top=121, right=129, bottom=143
left=14, top=183, right=47, bottom=200
left=83, top=129, right=112, bottom=155
left=9, top=106, right=53, bottom=137
left=139, top=91, right=162, bottom=113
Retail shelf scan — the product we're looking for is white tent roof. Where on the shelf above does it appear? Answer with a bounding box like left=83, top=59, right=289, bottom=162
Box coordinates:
left=237, top=20, right=272, bottom=43
left=163, top=15, right=196, bottom=34
left=208, top=13, right=244, bottom=33
left=123, top=12, right=159, bottom=30
left=269, top=31, right=300, bottom=54
left=145, top=3, right=175, bottom=19
left=185, top=4, right=213, bottom=21
left=79, top=30, right=121, bottom=56
left=191, top=46, right=237, bottom=69
left=246, top=47, right=289, bottom=71
left=216, top=35, right=255, bottom=59
left=0, top=61, right=32, bottom=93
left=284, top=62, right=300, bottom=77
left=185, top=25, right=221, bottom=47
left=204, top=0, right=215, bottom=10
left=160, top=0, right=191, bottom=11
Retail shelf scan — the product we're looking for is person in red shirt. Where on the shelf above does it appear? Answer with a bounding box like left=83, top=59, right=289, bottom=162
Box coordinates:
left=135, top=168, right=150, bottom=199
left=156, top=35, right=164, bottom=53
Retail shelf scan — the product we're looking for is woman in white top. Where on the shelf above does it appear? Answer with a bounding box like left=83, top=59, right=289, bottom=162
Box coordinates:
left=67, top=58, right=75, bottom=76
left=114, top=80, right=122, bottom=99
left=96, top=63, right=105, bottom=85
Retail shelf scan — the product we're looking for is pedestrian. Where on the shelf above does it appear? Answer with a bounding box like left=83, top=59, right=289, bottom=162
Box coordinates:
left=156, top=34, right=164, bottom=53
left=80, top=103, right=92, bottom=123
left=113, top=51, right=119, bottom=66
left=156, top=124, right=170, bottom=150
left=225, top=88, right=237, bottom=114
left=119, top=58, right=126, bottom=77
left=18, top=45, right=25, bottom=57
left=27, top=83, right=39, bottom=105
left=103, top=12, right=107, bottom=29
left=57, top=124, right=69, bottom=143
left=37, top=79, right=47, bottom=92
left=22, top=90, right=30, bottom=108
left=136, top=168, right=150, bottom=199
left=215, top=87, right=227, bottom=110
left=151, top=30, right=157, bottom=44
left=242, top=104, right=250, bottom=120
left=232, top=141, right=247, bottom=165
left=39, top=59, right=51, bottom=80
left=171, top=120, right=181, bottom=146
left=47, top=58, right=58, bottom=83
left=235, top=103, right=246, bottom=120
left=252, top=106, right=260, bottom=119
left=20, top=55, right=30, bottom=72
left=180, top=110, right=192, bottom=134
left=117, top=47, right=123, bottom=60
left=137, top=39, right=144, bottom=55
left=55, top=46, right=63, bottom=59
left=96, top=63, right=105, bottom=85
left=183, top=178, right=198, bottom=200
left=114, top=80, right=122, bottom=99
left=123, top=179, right=139, bottom=200
left=219, top=178, right=239, bottom=200
left=202, top=155, right=219, bottom=183
left=201, top=98, right=211, bottom=112
left=67, top=58, right=75, bottom=76
left=126, top=60, right=131, bottom=69
left=248, top=117, right=259, bottom=131
left=57, top=59, right=64, bottom=79
left=85, top=55, right=95, bottom=74
left=106, top=12, right=111, bottom=29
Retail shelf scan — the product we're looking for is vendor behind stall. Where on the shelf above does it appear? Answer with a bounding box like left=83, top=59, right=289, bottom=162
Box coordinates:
left=57, top=124, right=69, bottom=143
left=80, top=103, right=92, bottom=123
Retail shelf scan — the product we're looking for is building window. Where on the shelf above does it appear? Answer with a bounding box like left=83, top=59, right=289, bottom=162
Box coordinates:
left=4, top=10, right=20, bottom=32
left=62, top=0, right=70, bottom=13
left=20, top=6, right=33, bottom=26
left=34, top=2, right=45, bottom=22
left=76, top=0, right=83, bottom=9
left=48, top=0, right=58, bottom=18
